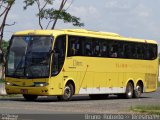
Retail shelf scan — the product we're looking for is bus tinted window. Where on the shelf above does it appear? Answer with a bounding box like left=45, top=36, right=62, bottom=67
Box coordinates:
left=101, top=41, right=109, bottom=57
left=149, top=44, right=157, bottom=60
left=67, top=36, right=157, bottom=60
left=52, top=36, right=66, bottom=76
left=68, top=37, right=82, bottom=56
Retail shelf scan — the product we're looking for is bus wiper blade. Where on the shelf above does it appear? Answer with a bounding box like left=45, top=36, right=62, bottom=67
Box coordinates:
left=12, top=56, right=25, bottom=76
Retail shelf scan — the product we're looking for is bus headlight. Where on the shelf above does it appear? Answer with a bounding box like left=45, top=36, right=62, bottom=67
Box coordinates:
left=34, top=82, right=49, bottom=87
left=6, top=82, right=14, bottom=86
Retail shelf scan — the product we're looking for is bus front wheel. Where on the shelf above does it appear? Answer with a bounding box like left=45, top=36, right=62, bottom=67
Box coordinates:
left=23, top=94, right=38, bottom=101
left=57, top=83, right=74, bottom=101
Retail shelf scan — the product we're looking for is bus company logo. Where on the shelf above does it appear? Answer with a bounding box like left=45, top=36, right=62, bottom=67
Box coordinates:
left=73, top=60, right=83, bottom=66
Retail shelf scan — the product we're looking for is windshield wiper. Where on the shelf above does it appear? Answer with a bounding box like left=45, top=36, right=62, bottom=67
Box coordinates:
left=12, top=56, right=25, bottom=76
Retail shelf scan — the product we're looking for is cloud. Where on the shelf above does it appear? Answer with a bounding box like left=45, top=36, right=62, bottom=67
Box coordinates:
left=70, top=5, right=100, bottom=19
left=105, top=0, right=137, bottom=10
left=102, top=1, right=155, bottom=37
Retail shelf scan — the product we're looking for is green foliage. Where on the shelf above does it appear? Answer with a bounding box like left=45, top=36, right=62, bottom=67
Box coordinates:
left=23, top=0, right=35, bottom=9
left=23, top=0, right=53, bottom=10
left=131, top=105, right=160, bottom=115
left=3, top=0, right=15, bottom=5
left=1, top=40, right=9, bottom=55
left=39, top=9, right=84, bottom=27
left=23, top=0, right=84, bottom=29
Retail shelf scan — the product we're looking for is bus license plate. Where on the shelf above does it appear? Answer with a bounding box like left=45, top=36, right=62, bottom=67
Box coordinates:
left=21, top=89, right=28, bottom=94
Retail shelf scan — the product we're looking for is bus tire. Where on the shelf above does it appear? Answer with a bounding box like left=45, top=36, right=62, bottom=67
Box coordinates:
left=125, top=82, right=134, bottom=99
left=134, top=83, right=143, bottom=98
left=23, top=94, right=38, bottom=101
left=57, top=83, right=74, bottom=101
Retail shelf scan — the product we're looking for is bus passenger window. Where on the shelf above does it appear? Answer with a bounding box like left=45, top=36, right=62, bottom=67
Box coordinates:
left=149, top=44, right=157, bottom=60
left=145, top=46, right=151, bottom=60
left=124, top=44, right=132, bottom=59
left=101, top=45, right=107, bottom=57
left=68, top=37, right=82, bottom=56
left=117, top=46, right=124, bottom=58
left=93, top=40, right=101, bottom=57
left=109, top=44, right=118, bottom=58
left=95, top=45, right=100, bottom=56
left=85, top=43, right=92, bottom=56
left=136, top=44, right=144, bottom=59
left=71, top=42, right=77, bottom=56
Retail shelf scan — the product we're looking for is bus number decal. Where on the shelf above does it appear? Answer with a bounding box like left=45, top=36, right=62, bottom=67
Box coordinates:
left=116, top=63, right=128, bottom=68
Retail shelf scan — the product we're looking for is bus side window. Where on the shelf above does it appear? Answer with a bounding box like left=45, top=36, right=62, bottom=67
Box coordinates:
left=109, top=42, right=118, bottom=58
left=149, top=44, right=157, bottom=60
left=52, top=36, right=66, bottom=76
left=132, top=44, right=137, bottom=59
left=84, top=38, right=92, bottom=56
left=85, top=43, right=91, bottom=56
left=68, top=36, right=82, bottom=56
left=68, top=37, right=75, bottom=56
left=93, top=39, right=101, bottom=57
left=117, top=42, right=124, bottom=58
left=124, top=43, right=131, bottom=59
left=101, top=41, right=108, bottom=57
left=144, top=44, right=150, bottom=60
left=136, top=44, right=144, bottom=59
left=73, top=39, right=81, bottom=56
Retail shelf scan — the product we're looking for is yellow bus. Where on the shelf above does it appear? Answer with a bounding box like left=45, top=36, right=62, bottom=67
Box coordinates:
left=5, top=29, right=158, bottom=101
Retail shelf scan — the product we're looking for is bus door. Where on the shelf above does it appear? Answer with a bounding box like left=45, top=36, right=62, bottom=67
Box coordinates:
left=51, top=35, right=66, bottom=94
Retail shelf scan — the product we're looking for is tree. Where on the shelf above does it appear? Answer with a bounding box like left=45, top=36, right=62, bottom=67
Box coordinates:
left=0, top=0, right=15, bottom=55
left=1, top=40, right=9, bottom=56
left=0, top=0, right=15, bottom=45
left=0, top=0, right=15, bottom=80
left=23, top=0, right=84, bottom=29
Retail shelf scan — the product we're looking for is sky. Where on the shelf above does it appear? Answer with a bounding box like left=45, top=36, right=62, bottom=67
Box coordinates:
left=3, top=0, right=160, bottom=46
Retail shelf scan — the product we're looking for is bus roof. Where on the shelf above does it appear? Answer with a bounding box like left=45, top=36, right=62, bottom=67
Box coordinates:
left=14, top=29, right=157, bottom=44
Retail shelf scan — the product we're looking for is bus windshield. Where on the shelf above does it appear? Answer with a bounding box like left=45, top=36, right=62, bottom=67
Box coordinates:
left=6, top=36, right=53, bottom=78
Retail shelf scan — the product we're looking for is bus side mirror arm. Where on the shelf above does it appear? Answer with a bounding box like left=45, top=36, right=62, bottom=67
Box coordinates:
left=49, top=50, right=55, bottom=55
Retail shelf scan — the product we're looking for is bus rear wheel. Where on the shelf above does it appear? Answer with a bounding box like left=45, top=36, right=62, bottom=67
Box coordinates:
left=125, top=82, right=134, bottom=99
left=57, top=83, right=74, bottom=101
left=23, top=94, right=38, bottom=101
left=134, top=83, right=143, bottom=98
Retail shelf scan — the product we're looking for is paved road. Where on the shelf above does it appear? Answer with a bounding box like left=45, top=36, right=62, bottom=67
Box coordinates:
left=0, top=88, right=160, bottom=114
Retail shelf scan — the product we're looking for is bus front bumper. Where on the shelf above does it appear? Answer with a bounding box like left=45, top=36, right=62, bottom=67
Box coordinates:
left=5, top=86, right=54, bottom=96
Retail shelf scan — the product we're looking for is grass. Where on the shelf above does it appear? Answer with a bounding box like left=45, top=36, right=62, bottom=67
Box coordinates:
left=158, top=82, right=160, bottom=87
left=131, top=105, right=160, bottom=115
